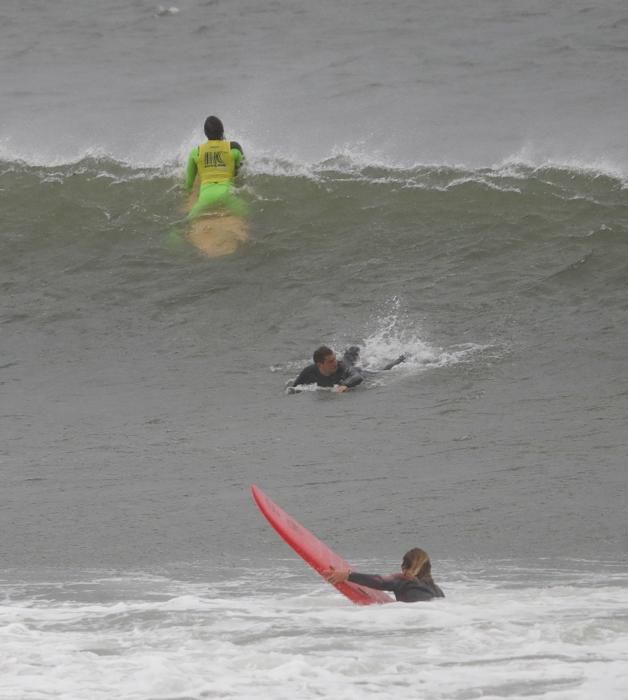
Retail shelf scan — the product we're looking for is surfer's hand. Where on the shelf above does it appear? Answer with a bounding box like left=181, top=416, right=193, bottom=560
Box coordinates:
left=327, top=567, right=350, bottom=584
left=335, top=385, right=349, bottom=393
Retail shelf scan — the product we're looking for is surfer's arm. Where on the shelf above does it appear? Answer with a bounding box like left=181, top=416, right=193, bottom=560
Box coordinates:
left=339, top=365, right=364, bottom=389
left=347, top=572, right=397, bottom=591
left=381, top=354, right=407, bottom=371
left=230, top=141, right=244, bottom=176
left=185, top=148, right=199, bottom=191
left=327, top=568, right=396, bottom=591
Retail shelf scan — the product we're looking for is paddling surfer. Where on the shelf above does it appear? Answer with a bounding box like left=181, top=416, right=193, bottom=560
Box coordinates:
left=290, top=345, right=406, bottom=392
left=327, top=547, right=444, bottom=602
left=291, top=345, right=363, bottom=393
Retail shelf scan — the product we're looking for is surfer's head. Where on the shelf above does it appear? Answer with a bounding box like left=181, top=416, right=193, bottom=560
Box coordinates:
left=401, top=548, right=432, bottom=581
left=313, top=345, right=337, bottom=376
left=204, top=115, right=224, bottom=140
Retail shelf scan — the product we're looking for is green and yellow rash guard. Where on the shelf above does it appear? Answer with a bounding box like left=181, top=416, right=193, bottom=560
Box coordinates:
left=185, top=140, right=244, bottom=191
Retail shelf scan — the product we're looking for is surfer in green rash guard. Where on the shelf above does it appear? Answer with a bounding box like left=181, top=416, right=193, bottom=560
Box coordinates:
left=184, top=115, right=246, bottom=219
left=289, top=345, right=406, bottom=392
left=327, top=548, right=445, bottom=603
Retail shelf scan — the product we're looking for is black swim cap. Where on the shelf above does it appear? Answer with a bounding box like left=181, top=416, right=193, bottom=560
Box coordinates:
left=204, top=115, right=224, bottom=139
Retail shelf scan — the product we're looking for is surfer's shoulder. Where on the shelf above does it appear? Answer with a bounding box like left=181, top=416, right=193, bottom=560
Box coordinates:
left=291, top=363, right=318, bottom=387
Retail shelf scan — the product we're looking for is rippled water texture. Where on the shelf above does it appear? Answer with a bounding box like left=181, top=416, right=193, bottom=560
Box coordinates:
left=2, top=1, right=628, bottom=697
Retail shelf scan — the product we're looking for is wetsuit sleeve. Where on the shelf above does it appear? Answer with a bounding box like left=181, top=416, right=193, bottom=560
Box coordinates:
left=347, top=572, right=397, bottom=591
left=349, top=572, right=444, bottom=601
left=185, top=147, right=199, bottom=191
left=381, top=354, right=406, bottom=371
left=339, top=364, right=364, bottom=388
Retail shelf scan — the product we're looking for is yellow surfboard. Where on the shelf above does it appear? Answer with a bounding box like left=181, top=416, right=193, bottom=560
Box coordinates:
left=187, top=213, right=249, bottom=257
left=183, top=188, right=248, bottom=258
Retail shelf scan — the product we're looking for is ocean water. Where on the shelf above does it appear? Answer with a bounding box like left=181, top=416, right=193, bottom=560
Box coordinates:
left=2, top=1, right=628, bottom=698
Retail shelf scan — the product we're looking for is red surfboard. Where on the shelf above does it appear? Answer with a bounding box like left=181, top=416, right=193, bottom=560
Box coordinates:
left=251, top=485, right=393, bottom=605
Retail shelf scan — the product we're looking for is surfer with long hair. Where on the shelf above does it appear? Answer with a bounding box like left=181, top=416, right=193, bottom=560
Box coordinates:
left=327, top=547, right=444, bottom=602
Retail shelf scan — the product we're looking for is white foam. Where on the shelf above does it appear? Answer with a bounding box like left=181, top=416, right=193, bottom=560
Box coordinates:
left=495, top=145, right=628, bottom=181
left=348, top=297, right=493, bottom=373
left=2, top=131, right=627, bottom=186
left=1, top=564, right=627, bottom=699
left=278, top=297, right=494, bottom=392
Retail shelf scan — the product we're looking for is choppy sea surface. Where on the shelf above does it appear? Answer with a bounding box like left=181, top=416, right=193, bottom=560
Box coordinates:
left=2, top=1, right=628, bottom=698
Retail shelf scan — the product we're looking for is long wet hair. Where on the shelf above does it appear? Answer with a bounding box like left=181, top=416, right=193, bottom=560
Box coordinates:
left=401, top=548, right=434, bottom=584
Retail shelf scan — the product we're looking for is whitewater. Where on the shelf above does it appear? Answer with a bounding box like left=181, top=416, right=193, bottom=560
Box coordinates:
left=2, top=1, right=628, bottom=698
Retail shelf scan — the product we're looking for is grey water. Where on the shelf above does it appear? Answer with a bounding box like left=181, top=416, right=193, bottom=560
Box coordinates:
left=1, top=1, right=628, bottom=698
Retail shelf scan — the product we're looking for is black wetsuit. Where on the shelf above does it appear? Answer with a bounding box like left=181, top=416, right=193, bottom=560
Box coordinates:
left=290, top=347, right=406, bottom=390
left=348, top=572, right=445, bottom=602
left=291, top=360, right=364, bottom=389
